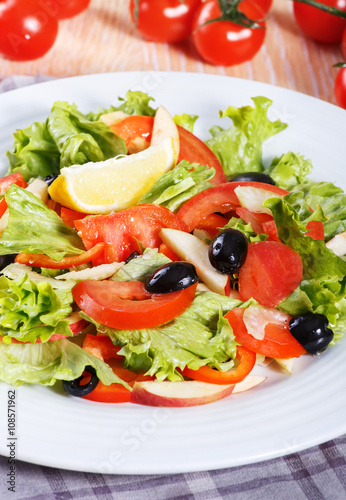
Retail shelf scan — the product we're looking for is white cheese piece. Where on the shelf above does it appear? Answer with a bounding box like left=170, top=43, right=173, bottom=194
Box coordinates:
left=326, top=231, right=346, bottom=257
left=234, top=186, right=283, bottom=215
left=243, top=304, right=289, bottom=341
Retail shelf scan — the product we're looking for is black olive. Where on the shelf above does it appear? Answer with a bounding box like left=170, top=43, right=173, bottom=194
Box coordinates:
left=125, top=251, right=141, bottom=264
left=289, top=313, right=334, bottom=354
left=62, top=366, right=99, bottom=397
left=43, top=174, right=59, bottom=186
left=231, top=172, right=276, bottom=186
left=145, top=262, right=199, bottom=294
left=208, top=229, right=248, bottom=274
left=0, top=254, right=17, bottom=273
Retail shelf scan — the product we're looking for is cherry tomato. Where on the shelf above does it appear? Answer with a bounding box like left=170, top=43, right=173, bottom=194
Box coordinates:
left=226, top=308, right=306, bottom=358
left=182, top=346, right=256, bottom=384
left=342, top=25, right=346, bottom=58
left=238, top=241, right=303, bottom=307
left=52, top=0, right=90, bottom=19
left=72, top=279, right=198, bottom=330
left=0, top=0, right=59, bottom=61
left=111, top=115, right=226, bottom=185
left=177, top=182, right=288, bottom=232
left=334, top=66, right=346, bottom=109
left=191, top=0, right=266, bottom=66
left=75, top=204, right=189, bottom=264
left=293, top=0, right=346, bottom=44
left=129, top=0, right=201, bottom=43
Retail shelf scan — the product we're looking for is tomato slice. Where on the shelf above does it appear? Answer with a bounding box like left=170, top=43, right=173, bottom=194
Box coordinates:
left=73, top=280, right=198, bottom=330
left=0, top=172, right=27, bottom=195
left=176, top=125, right=227, bottom=185
left=75, top=204, right=189, bottom=264
left=111, top=115, right=153, bottom=153
left=182, top=345, right=256, bottom=384
left=60, top=207, right=87, bottom=228
left=82, top=334, right=123, bottom=361
left=110, top=115, right=226, bottom=184
left=306, top=220, right=324, bottom=241
left=158, top=242, right=181, bottom=261
left=177, top=181, right=289, bottom=232
left=238, top=241, right=303, bottom=308
left=226, top=308, right=306, bottom=359
left=195, top=213, right=229, bottom=239
left=15, top=243, right=105, bottom=269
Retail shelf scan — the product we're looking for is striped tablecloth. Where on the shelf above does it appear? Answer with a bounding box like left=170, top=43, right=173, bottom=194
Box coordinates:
left=0, top=75, right=345, bottom=500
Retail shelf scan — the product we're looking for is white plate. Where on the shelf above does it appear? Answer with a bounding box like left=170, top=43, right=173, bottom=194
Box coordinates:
left=0, top=72, right=345, bottom=475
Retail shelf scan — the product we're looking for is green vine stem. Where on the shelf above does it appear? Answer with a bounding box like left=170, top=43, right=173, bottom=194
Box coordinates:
left=292, top=0, right=346, bottom=18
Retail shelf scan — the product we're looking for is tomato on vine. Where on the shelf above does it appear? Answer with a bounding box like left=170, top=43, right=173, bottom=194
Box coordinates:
left=53, top=0, right=91, bottom=20
left=342, top=25, right=346, bottom=58
left=191, top=0, right=266, bottom=66
left=129, top=0, right=202, bottom=43
left=0, top=0, right=59, bottom=61
left=334, top=64, right=346, bottom=108
left=293, top=0, right=346, bottom=44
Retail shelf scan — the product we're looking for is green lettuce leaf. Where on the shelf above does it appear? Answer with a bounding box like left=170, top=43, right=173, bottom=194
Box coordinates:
left=0, top=338, right=130, bottom=388
left=264, top=197, right=346, bottom=280
left=6, top=121, right=60, bottom=182
left=173, top=113, right=198, bottom=133
left=0, top=185, right=85, bottom=259
left=302, top=182, right=346, bottom=240
left=267, top=152, right=313, bottom=190
left=138, top=160, right=215, bottom=212
left=0, top=273, right=74, bottom=344
left=82, top=291, right=241, bottom=381
left=206, top=96, right=287, bottom=179
left=223, top=217, right=268, bottom=243
left=87, top=91, right=157, bottom=120
left=48, top=101, right=127, bottom=168
left=110, top=248, right=171, bottom=282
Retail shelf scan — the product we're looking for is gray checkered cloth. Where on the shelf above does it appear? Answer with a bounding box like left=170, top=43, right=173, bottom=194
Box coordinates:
left=0, top=75, right=345, bottom=500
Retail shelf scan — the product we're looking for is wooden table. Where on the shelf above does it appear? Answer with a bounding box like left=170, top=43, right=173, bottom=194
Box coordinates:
left=0, top=0, right=344, bottom=104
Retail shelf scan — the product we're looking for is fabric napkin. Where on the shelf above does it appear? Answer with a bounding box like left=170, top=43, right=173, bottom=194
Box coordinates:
left=0, top=74, right=345, bottom=500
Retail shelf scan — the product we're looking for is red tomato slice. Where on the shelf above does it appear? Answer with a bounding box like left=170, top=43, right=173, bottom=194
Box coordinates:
left=110, top=115, right=226, bottom=184
left=0, top=173, right=27, bottom=195
left=60, top=207, right=87, bottom=228
left=158, top=242, right=181, bottom=261
left=75, top=204, right=189, bottom=264
left=73, top=280, right=198, bottom=330
left=226, top=308, right=306, bottom=359
left=238, top=241, right=303, bottom=308
left=177, top=181, right=288, bottom=232
left=111, top=115, right=153, bottom=153
left=0, top=173, right=28, bottom=216
left=15, top=243, right=105, bottom=269
left=195, top=213, right=229, bottom=239
left=306, top=220, right=324, bottom=241
left=82, top=334, right=123, bottom=361
left=182, top=345, right=256, bottom=384
left=176, top=125, right=227, bottom=185
left=0, top=198, right=7, bottom=219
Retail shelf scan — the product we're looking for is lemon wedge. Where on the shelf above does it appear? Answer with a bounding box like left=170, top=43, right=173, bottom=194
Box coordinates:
left=49, top=137, right=177, bottom=214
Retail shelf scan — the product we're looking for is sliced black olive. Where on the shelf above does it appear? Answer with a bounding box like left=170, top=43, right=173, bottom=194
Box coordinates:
left=230, top=172, right=276, bottom=186
left=43, top=174, right=59, bottom=186
left=145, top=261, right=199, bottom=294
left=125, top=251, right=141, bottom=264
left=0, top=254, right=17, bottom=273
left=208, top=229, right=248, bottom=274
left=62, top=366, right=99, bottom=397
left=289, top=312, right=334, bottom=354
